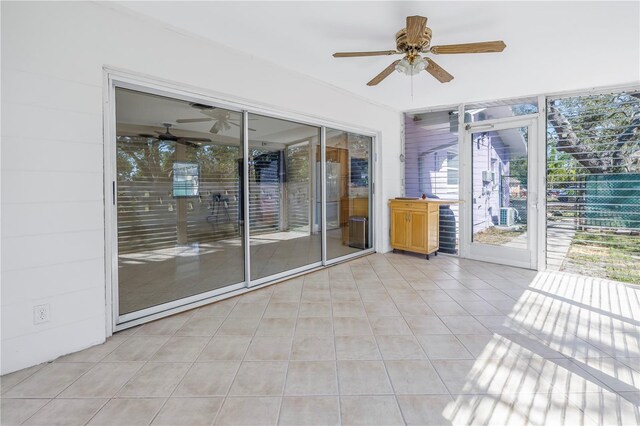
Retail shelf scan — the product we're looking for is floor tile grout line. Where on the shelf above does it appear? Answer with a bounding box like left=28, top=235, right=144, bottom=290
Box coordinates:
left=211, top=284, right=278, bottom=425
left=18, top=395, right=110, bottom=426
left=0, top=364, right=47, bottom=396
left=379, top=253, right=465, bottom=400
left=329, top=265, right=343, bottom=426
left=274, top=279, right=302, bottom=426
left=145, top=301, right=237, bottom=426
left=364, top=258, right=420, bottom=425
left=80, top=313, right=196, bottom=425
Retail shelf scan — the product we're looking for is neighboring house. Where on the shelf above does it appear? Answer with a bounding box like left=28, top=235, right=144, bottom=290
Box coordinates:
left=405, top=111, right=527, bottom=238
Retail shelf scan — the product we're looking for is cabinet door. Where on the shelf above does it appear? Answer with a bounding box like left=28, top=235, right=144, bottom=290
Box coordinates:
left=408, top=210, right=428, bottom=252
left=427, top=206, right=439, bottom=252
left=391, top=209, right=409, bottom=248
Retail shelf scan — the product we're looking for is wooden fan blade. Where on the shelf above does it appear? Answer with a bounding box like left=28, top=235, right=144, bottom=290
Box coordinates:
left=176, top=118, right=213, bottom=123
left=333, top=50, right=400, bottom=58
left=367, top=60, right=400, bottom=86
left=430, top=41, right=506, bottom=55
left=425, top=58, right=454, bottom=83
left=406, top=15, right=428, bottom=45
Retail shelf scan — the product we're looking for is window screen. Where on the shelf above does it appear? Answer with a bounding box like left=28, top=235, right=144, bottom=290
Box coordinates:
left=546, top=90, right=640, bottom=283
left=405, top=110, right=460, bottom=254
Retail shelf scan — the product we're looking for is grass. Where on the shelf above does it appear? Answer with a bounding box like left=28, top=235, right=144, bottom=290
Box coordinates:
left=563, top=231, right=640, bottom=284
left=474, top=227, right=526, bottom=245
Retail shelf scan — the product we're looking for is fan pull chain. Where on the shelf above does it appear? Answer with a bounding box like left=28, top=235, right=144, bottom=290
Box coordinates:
left=411, top=72, right=414, bottom=101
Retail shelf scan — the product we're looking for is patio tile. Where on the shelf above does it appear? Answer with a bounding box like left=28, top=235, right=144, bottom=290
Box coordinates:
left=405, top=315, right=451, bottom=335
left=117, top=362, right=189, bottom=397
left=23, top=398, right=107, bottom=426
left=103, top=336, right=170, bottom=362
left=333, top=317, right=372, bottom=336
left=245, top=336, right=292, bottom=361
left=284, top=361, right=338, bottom=395
left=340, top=396, right=404, bottom=425
left=4, top=363, right=94, bottom=398
left=369, top=316, right=412, bottom=335
left=397, top=395, right=455, bottom=425
left=175, top=316, right=224, bottom=336
left=337, top=360, right=392, bottom=395
left=295, top=317, right=333, bottom=336
left=263, top=302, right=299, bottom=318
left=173, top=362, right=240, bottom=396
left=291, top=336, right=335, bottom=360
left=0, top=399, right=50, bottom=425
left=151, top=336, right=209, bottom=362
left=60, top=362, right=143, bottom=398
left=278, top=396, right=340, bottom=426
left=255, top=318, right=297, bottom=336
left=152, top=397, right=223, bottom=425
left=440, top=316, right=492, bottom=335
left=335, top=335, right=381, bottom=360
left=297, top=303, right=331, bottom=318
left=87, top=398, right=164, bottom=425
left=376, top=335, right=427, bottom=360
left=214, top=397, right=281, bottom=425
left=385, top=360, right=448, bottom=394
left=229, top=361, right=288, bottom=396
left=197, top=336, right=251, bottom=361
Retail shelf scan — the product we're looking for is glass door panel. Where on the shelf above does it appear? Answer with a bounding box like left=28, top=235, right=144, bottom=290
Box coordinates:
left=248, top=114, right=321, bottom=281
left=325, top=129, right=373, bottom=260
left=115, top=88, right=244, bottom=317
left=464, top=119, right=538, bottom=269
left=471, top=127, right=529, bottom=247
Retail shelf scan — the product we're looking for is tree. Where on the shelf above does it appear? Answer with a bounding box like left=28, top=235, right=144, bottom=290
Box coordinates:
left=547, top=92, right=640, bottom=175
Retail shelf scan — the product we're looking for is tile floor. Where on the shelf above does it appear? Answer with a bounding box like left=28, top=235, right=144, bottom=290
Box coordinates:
left=2, top=252, right=640, bottom=425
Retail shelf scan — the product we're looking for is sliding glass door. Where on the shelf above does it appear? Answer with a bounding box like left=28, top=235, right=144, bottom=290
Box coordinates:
left=112, top=83, right=375, bottom=326
left=326, top=129, right=373, bottom=260
left=247, top=114, right=322, bottom=282
left=115, top=88, right=245, bottom=317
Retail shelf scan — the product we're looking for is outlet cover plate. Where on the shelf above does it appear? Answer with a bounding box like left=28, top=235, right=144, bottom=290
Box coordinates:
left=33, top=304, right=50, bottom=324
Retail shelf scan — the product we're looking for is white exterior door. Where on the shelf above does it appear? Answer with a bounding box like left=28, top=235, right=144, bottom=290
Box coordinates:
left=459, top=117, right=542, bottom=269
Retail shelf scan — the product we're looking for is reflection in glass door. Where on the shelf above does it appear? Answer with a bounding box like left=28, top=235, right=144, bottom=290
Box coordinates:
left=464, top=119, right=538, bottom=268
left=113, top=85, right=375, bottom=327
left=115, top=88, right=245, bottom=317
left=248, top=114, right=322, bottom=282
left=325, top=129, right=373, bottom=261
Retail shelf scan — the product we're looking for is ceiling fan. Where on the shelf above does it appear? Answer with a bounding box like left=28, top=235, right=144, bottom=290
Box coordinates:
left=177, top=104, right=257, bottom=134
left=333, top=15, right=506, bottom=86
left=133, top=123, right=212, bottom=148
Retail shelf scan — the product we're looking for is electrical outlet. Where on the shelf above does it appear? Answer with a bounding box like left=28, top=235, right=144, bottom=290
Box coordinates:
left=33, top=304, right=50, bottom=325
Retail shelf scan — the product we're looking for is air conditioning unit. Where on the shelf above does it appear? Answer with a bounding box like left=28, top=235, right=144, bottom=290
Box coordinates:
left=499, top=207, right=517, bottom=227
left=482, top=170, right=493, bottom=183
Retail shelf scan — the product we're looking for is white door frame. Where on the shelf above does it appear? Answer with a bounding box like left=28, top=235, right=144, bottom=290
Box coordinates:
left=459, top=115, right=543, bottom=269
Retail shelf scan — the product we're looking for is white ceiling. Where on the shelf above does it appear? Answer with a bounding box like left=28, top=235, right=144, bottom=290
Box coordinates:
left=117, top=1, right=640, bottom=111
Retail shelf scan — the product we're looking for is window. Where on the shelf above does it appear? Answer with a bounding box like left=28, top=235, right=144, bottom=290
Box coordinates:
left=172, top=162, right=199, bottom=197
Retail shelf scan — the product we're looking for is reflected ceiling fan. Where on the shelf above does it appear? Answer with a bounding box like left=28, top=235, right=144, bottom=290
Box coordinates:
left=177, top=104, right=257, bottom=134
left=135, top=123, right=212, bottom=147
left=333, top=15, right=506, bottom=86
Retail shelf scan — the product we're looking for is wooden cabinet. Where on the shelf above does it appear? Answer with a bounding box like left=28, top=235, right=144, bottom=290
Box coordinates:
left=389, top=199, right=450, bottom=259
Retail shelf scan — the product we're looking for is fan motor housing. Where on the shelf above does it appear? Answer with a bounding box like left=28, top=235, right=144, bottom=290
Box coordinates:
left=395, top=27, right=432, bottom=52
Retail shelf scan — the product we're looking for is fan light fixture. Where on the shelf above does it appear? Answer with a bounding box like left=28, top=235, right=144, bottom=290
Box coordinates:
left=332, top=15, right=506, bottom=89
left=395, top=57, right=427, bottom=76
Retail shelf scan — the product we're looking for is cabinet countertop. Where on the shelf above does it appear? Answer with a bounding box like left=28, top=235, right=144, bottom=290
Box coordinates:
left=388, top=198, right=461, bottom=204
